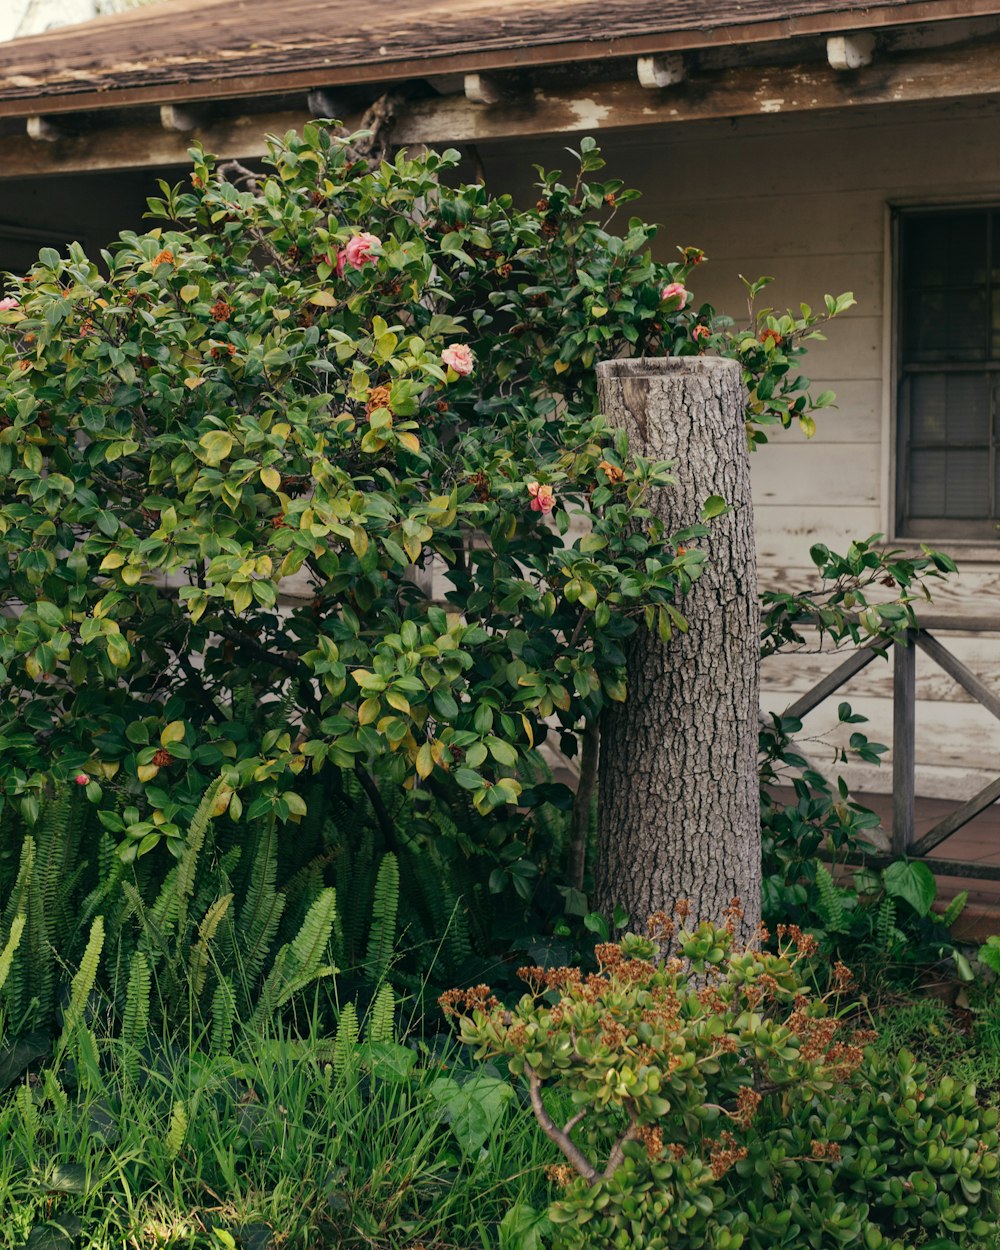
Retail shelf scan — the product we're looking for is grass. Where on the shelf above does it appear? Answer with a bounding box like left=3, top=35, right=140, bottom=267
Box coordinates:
left=0, top=1021, right=554, bottom=1250
left=869, top=990, right=1000, bottom=1101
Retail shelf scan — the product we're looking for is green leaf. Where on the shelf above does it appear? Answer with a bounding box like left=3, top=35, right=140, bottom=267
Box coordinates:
left=453, top=768, right=483, bottom=791
left=700, top=494, right=729, bottom=521
left=198, top=431, right=234, bottom=465
left=882, top=860, right=936, bottom=917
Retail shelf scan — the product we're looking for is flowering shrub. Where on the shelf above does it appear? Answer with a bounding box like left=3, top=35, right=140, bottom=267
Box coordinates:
left=444, top=909, right=1000, bottom=1250
left=0, top=124, right=848, bottom=848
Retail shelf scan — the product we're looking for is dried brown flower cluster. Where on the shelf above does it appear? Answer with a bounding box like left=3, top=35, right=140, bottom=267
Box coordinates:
left=210, top=298, right=234, bottom=322
left=637, top=1124, right=664, bottom=1159
left=735, top=1086, right=762, bottom=1128
left=775, top=924, right=819, bottom=957
left=646, top=910, right=676, bottom=943
left=438, top=983, right=500, bottom=1017
left=366, top=384, right=392, bottom=415
left=545, top=1163, right=575, bottom=1188
left=709, top=1131, right=748, bottom=1179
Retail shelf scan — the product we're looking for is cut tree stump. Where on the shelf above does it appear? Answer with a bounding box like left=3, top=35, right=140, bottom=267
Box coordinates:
left=594, top=356, right=761, bottom=945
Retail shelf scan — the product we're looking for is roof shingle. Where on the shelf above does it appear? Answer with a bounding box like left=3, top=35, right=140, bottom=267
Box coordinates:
left=0, top=0, right=991, bottom=114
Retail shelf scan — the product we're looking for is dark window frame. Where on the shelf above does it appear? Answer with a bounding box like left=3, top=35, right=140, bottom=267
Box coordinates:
left=895, top=204, right=1000, bottom=542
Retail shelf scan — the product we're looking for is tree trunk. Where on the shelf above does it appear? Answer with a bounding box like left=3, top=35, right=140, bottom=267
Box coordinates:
left=593, top=357, right=760, bottom=945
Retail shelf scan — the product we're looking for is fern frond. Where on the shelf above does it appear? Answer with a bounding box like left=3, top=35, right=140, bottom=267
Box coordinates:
left=251, top=888, right=337, bottom=1027
left=121, top=951, right=151, bottom=1050
left=210, top=977, right=236, bottom=1058
left=366, top=984, right=395, bottom=1044
left=875, top=896, right=897, bottom=953
left=235, top=821, right=285, bottom=996
left=58, top=916, right=104, bottom=1049
left=940, top=890, right=968, bottom=930
left=333, top=1002, right=359, bottom=1078
left=365, top=854, right=399, bottom=982
left=165, top=1101, right=188, bottom=1161
left=0, top=914, right=26, bottom=998
left=815, top=864, right=848, bottom=934
left=189, top=893, right=234, bottom=999
left=175, top=776, right=224, bottom=944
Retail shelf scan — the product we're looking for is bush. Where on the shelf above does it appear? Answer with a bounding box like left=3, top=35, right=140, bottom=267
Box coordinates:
left=445, top=910, right=1000, bottom=1250
left=0, top=122, right=849, bottom=851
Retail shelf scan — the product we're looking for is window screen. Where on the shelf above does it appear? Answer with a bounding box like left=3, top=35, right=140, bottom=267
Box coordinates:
left=897, top=208, right=1000, bottom=539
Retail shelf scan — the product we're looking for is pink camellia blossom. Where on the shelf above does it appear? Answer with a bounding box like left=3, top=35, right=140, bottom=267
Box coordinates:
left=527, top=481, right=557, bottom=514
left=692, top=323, right=710, bottom=343
left=343, top=232, right=381, bottom=270
left=661, top=282, right=690, bottom=308
left=0, top=296, right=19, bottom=311
left=74, top=773, right=89, bottom=786
left=326, top=250, right=347, bottom=278
left=441, top=344, right=475, bottom=376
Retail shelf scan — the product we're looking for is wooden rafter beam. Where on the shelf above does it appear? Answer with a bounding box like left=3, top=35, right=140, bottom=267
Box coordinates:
left=393, top=35, right=1000, bottom=145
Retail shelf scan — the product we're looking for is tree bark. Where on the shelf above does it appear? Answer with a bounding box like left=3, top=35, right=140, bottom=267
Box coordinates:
left=593, top=357, right=760, bottom=944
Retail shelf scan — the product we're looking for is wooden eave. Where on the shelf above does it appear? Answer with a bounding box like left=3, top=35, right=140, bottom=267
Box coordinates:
left=0, top=0, right=999, bottom=118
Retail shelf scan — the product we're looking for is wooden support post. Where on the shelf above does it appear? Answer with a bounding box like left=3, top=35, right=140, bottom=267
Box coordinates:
left=594, top=357, right=760, bottom=944
left=892, top=631, right=916, bottom=856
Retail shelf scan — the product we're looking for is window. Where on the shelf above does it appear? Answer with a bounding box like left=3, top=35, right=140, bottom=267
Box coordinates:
left=896, top=207, right=1000, bottom=540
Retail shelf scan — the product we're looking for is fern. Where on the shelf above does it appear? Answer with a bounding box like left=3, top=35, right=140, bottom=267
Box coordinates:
left=235, top=820, right=285, bottom=998
left=333, top=1002, right=359, bottom=1077
left=875, top=896, right=897, bottom=953
left=251, top=888, right=337, bottom=1028
left=941, top=890, right=968, bottom=930
left=365, top=854, right=399, bottom=982
left=0, top=914, right=25, bottom=1045
left=121, top=951, right=151, bottom=1050
left=175, top=776, right=223, bottom=944
left=188, top=893, right=234, bottom=999
left=366, top=984, right=395, bottom=1044
left=210, top=977, right=236, bottom=1058
left=815, top=864, right=848, bottom=934
left=165, top=1101, right=188, bottom=1161
left=0, top=914, right=26, bottom=997
left=57, top=916, right=104, bottom=1051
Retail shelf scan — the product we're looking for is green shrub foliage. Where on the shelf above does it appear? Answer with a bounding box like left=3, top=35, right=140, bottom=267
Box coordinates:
left=445, top=911, right=999, bottom=1250
left=0, top=123, right=854, bottom=844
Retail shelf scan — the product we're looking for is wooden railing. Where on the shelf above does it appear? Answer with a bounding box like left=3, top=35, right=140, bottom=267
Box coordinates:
left=779, top=614, right=1000, bottom=882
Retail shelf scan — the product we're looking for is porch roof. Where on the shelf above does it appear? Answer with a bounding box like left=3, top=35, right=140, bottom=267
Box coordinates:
left=0, top=0, right=995, bottom=117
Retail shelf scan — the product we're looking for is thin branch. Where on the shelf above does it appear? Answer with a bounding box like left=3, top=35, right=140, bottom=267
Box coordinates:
left=602, top=1105, right=640, bottom=1181
left=563, top=1109, right=587, bottom=1136
left=353, top=759, right=400, bottom=854
left=524, top=1062, right=597, bottom=1182
left=569, top=720, right=599, bottom=892
left=174, top=648, right=228, bottom=722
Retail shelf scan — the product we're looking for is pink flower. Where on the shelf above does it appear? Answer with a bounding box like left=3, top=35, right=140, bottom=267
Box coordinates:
left=343, top=232, right=381, bottom=270
left=0, top=296, right=19, bottom=311
left=74, top=773, right=89, bottom=786
left=441, top=344, right=475, bottom=376
left=661, top=282, right=690, bottom=308
left=327, top=250, right=347, bottom=278
left=692, top=324, right=710, bottom=342
left=527, top=481, right=556, bottom=514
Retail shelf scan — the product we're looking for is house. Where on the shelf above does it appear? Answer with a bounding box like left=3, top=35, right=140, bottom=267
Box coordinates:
left=1, top=0, right=999, bottom=897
